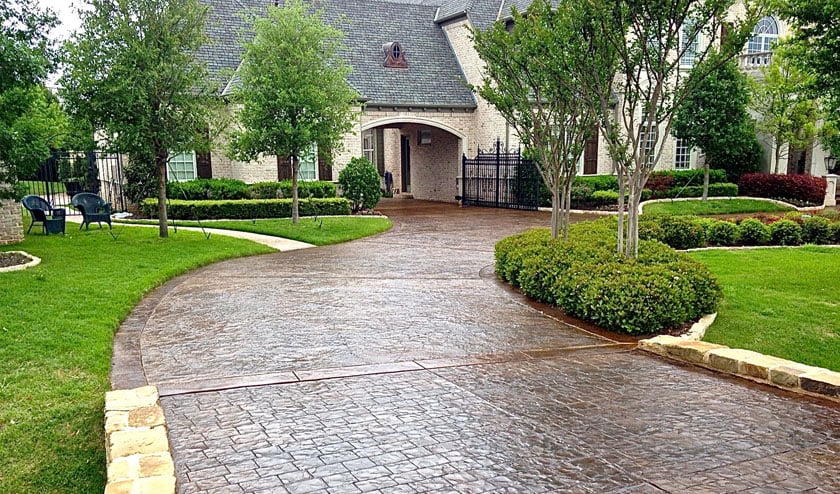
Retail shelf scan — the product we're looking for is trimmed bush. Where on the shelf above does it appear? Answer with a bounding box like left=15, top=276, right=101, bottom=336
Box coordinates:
left=496, top=218, right=722, bottom=335
left=769, top=219, right=803, bottom=246
left=649, top=169, right=728, bottom=188
left=802, top=215, right=832, bottom=245
left=591, top=190, right=619, bottom=206
left=650, top=183, right=738, bottom=199
left=739, top=173, right=827, bottom=205
left=651, top=215, right=705, bottom=249
left=738, top=218, right=770, bottom=246
left=167, top=179, right=251, bottom=200
left=705, top=220, right=739, bottom=246
left=830, top=222, right=840, bottom=244
left=249, top=180, right=337, bottom=199
left=575, top=174, right=618, bottom=191
left=339, top=157, right=382, bottom=212
left=142, top=198, right=351, bottom=220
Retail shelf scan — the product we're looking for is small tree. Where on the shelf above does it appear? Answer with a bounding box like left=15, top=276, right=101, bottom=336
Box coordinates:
left=62, top=0, right=222, bottom=238
left=673, top=55, right=753, bottom=199
left=578, top=0, right=759, bottom=257
left=473, top=0, right=610, bottom=239
left=0, top=1, right=65, bottom=199
left=229, top=0, right=358, bottom=224
left=750, top=50, right=818, bottom=174
left=338, top=157, right=381, bottom=213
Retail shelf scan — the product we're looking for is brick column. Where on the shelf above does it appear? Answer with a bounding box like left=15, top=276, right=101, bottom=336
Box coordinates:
left=0, top=198, right=24, bottom=245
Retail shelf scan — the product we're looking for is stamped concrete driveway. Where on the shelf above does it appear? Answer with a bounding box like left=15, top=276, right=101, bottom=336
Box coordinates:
left=115, top=200, right=840, bottom=493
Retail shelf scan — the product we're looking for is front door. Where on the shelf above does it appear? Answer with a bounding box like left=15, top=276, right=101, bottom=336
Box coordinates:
left=401, top=135, right=411, bottom=193
left=583, top=130, right=598, bottom=175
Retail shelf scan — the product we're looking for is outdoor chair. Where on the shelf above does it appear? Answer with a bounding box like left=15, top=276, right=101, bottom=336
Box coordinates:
left=71, top=192, right=112, bottom=230
left=21, top=195, right=66, bottom=235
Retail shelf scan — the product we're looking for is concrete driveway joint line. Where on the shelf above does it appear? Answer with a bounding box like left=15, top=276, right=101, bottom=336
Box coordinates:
left=113, top=199, right=840, bottom=494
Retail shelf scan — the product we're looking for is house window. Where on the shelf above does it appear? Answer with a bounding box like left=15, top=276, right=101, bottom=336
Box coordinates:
left=680, top=23, right=698, bottom=68
left=362, top=128, right=385, bottom=175
left=168, top=151, right=196, bottom=181
left=639, top=117, right=658, bottom=167
left=383, top=41, right=408, bottom=68
left=298, top=144, right=318, bottom=181
left=674, top=138, right=691, bottom=170
left=748, top=16, right=778, bottom=53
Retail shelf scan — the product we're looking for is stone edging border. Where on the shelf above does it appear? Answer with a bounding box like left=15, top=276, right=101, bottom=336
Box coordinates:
left=0, top=251, right=40, bottom=273
left=638, top=336, right=840, bottom=403
left=104, top=386, right=176, bottom=494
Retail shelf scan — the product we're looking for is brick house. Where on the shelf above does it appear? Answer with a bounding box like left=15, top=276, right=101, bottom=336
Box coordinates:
left=187, top=0, right=831, bottom=203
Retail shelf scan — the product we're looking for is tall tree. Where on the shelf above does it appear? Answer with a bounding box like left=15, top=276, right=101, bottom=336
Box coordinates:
left=750, top=50, right=818, bottom=174
left=61, top=0, right=222, bottom=237
left=577, top=0, right=759, bottom=257
left=0, top=0, right=66, bottom=199
left=229, top=0, right=358, bottom=224
left=473, top=0, right=613, bottom=239
left=673, top=54, right=753, bottom=198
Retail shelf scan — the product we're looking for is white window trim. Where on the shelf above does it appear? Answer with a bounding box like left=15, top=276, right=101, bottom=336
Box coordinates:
left=167, top=151, right=197, bottom=182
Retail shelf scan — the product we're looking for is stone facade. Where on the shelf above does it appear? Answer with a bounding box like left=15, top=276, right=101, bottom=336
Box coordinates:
left=0, top=198, right=24, bottom=245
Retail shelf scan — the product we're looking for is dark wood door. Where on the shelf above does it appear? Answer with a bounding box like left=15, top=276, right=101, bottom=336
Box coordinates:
left=400, top=135, right=411, bottom=193
left=583, top=131, right=598, bottom=175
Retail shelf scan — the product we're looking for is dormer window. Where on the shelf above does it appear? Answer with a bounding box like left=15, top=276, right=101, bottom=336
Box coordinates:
left=383, top=41, right=408, bottom=68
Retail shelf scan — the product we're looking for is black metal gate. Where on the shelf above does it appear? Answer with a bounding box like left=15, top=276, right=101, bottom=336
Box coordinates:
left=23, top=151, right=126, bottom=214
left=461, top=140, right=540, bottom=210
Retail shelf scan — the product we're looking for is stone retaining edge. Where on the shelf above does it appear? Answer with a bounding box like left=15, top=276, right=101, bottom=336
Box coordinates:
left=104, top=386, right=176, bottom=494
left=638, top=336, right=840, bottom=403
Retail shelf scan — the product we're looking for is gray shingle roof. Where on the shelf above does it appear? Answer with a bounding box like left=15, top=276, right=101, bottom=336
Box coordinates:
left=499, top=0, right=562, bottom=20
left=435, top=0, right=505, bottom=31
left=200, top=0, right=476, bottom=109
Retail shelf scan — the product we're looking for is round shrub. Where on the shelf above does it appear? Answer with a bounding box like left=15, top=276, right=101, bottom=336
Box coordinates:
left=802, top=215, right=832, bottom=245
left=706, top=220, right=739, bottom=246
left=652, top=215, right=705, bottom=250
left=591, top=190, right=619, bottom=206
left=770, top=219, right=803, bottom=246
left=830, top=222, right=840, bottom=244
left=494, top=229, right=552, bottom=285
left=738, top=218, right=770, bottom=245
left=338, top=157, right=382, bottom=212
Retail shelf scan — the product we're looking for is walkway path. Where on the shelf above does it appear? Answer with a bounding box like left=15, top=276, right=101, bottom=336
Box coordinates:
left=114, top=200, right=840, bottom=493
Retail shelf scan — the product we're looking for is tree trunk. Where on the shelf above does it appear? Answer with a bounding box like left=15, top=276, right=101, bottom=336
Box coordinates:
left=156, top=152, right=169, bottom=238
left=616, top=166, right=625, bottom=255
left=562, top=177, right=573, bottom=240
left=625, top=173, right=642, bottom=258
left=291, top=155, right=299, bottom=224
left=551, top=181, right=560, bottom=239
left=774, top=139, right=782, bottom=174
left=702, top=161, right=710, bottom=201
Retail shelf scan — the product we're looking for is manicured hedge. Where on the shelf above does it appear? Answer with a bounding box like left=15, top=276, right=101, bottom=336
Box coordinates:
left=496, top=218, right=721, bottom=335
left=142, top=198, right=351, bottom=220
left=739, top=173, right=827, bottom=205
left=249, top=180, right=337, bottom=199
left=167, top=178, right=251, bottom=200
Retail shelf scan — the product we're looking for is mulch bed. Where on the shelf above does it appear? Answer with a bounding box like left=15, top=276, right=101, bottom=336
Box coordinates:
left=0, top=252, right=30, bottom=269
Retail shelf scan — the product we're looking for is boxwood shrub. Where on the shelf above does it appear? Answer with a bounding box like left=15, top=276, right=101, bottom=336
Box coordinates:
left=705, top=220, right=739, bottom=246
left=802, top=215, right=832, bottom=245
left=495, top=218, right=721, bottom=335
left=738, top=218, right=770, bottom=246
left=167, top=178, right=251, bottom=200
left=142, top=198, right=351, bottom=220
left=769, top=219, right=803, bottom=246
left=249, top=180, right=337, bottom=199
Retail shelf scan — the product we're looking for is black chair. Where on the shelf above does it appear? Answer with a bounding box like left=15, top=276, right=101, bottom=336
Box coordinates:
left=21, top=195, right=66, bottom=235
left=71, top=192, right=112, bottom=230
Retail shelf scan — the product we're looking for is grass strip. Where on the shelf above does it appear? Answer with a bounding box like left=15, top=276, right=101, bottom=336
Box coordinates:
left=643, top=198, right=794, bottom=216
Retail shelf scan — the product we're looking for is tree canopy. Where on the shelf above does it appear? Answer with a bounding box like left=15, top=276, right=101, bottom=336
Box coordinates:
left=673, top=55, right=757, bottom=194
left=229, top=0, right=358, bottom=224
left=0, top=0, right=66, bottom=199
left=61, top=0, right=222, bottom=237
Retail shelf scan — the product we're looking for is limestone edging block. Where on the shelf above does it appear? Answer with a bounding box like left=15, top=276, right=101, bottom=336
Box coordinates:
left=638, top=338, right=840, bottom=403
left=104, top=385, right=175, bottom=494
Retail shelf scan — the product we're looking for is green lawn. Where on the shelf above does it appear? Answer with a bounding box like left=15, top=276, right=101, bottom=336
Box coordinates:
left=689, top=246, right=840, bottom=372
left=643, top=198, right=794, bottom=216
left=120, top=216, right=393, bottom=246
left=0, top=214, right=392, bottom=492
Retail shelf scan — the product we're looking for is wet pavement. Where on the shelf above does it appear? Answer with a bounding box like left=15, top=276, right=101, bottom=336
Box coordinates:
left=116, top=199, right=840, bottom=493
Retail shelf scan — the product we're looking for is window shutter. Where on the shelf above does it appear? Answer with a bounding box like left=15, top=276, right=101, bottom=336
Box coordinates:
left=318, top=155, right=332, bottom=181
left=196, top=151, right=212, bottom=178
left=277, top=156, right=292, bottom=180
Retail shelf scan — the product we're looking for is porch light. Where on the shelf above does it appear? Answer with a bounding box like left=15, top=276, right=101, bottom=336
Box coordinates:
left=825, top=155, right=837, bottom=174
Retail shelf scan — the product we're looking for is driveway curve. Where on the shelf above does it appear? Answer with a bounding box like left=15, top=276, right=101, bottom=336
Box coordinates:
left=115, top=200, right=840, bottom=493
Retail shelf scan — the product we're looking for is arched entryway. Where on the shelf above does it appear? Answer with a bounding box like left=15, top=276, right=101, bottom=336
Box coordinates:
left=361, top=117, right=467, bottom=203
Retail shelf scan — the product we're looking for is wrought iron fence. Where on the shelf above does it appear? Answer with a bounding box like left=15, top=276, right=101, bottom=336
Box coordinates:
left=461, top=140, right=540, bottom=210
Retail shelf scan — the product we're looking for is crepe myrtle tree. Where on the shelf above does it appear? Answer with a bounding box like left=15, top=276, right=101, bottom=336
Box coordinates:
left=575, top=0, right=760, bottom=257
left=229, top=0, right=358, bottom=224
left=473, top=0, right=610, bottom=240
left=62, top=0, right=222, bottom=238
